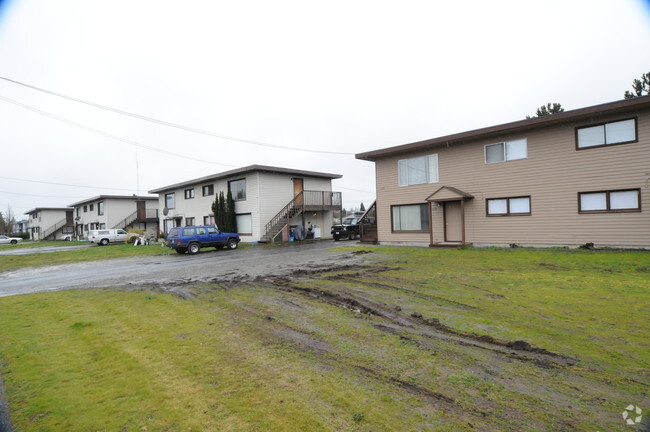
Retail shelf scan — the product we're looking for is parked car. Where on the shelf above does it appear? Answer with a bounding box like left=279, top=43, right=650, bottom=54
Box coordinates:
left=88, top=229, right=130, bottom=246
left=0, top=235, right=23, bottom=245
left=166, top=226, right=240, bottom=255
left=331, top=217, right=361, bottom=241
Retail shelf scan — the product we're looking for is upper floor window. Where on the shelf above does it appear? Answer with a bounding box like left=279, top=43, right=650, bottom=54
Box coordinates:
left=485, top=139, right=527, bottom=163
left=98, top=202, right=104, bottom=216
left=229, top=179, right=246, bottom=201
left=83, top=205, right=88, bottom=213
left=579, top=189, right=640, bottom=213
left=487, top=196, right=531, bottom=216
left=184, top=188, right=195, bottom=199
left=165, top=193, right=175, bottom=209
left=398, top=154, right=438, bottom=186
left=89, top=204, right=94, bottom=212
left=576, top=118, right=637, bottom=149
left=202, top=184, right=214, bottom=196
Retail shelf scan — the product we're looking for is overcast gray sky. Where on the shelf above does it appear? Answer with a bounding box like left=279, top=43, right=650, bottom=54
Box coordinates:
left=1, top=0, right=649, bottom=217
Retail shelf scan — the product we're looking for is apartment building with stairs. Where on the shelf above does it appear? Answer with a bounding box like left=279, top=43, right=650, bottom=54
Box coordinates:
left=69, top=195, right=159, bottom=240
left=24, top=207, right=74, bottom=241
left=149, top=165, right=342, bottom=243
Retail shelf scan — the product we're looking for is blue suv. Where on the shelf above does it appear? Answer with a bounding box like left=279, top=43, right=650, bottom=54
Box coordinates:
left=166, top=226, right=240, bottom=255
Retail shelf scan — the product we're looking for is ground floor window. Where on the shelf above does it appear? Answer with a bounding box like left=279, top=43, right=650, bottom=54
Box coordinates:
left=185, top=217, right=195, bottom=226
left=486, top=196, right=531, bottom=216
left=204, top=215, right=215, bottom=226
left=236, top=213, right=252, bottom=235
left=391, top=204, right=429, bottom=231
left=579, top=189, right=640, bottom=213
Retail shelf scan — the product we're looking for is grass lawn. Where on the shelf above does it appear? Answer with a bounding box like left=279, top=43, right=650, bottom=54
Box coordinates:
left=0, top=243, right=173, bottom=273
left=0, top=240, right=87, bottom=250
left=0, top=246, right=647, bottom=431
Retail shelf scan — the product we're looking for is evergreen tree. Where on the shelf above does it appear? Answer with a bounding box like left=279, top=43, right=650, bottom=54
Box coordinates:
left=624, top=72, right=650, bottom=99
left=360, top=202, right=366, bottom=212
left=225, top=189, right=237, bottom=233
left=526, top=103, right=564, bottom=119
left=212, top=192, right=227, bottom=230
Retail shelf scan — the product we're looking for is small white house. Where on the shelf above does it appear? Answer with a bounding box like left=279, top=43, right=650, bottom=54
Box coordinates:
left=69, top=195, right=159, bottom=239
left=149, top=165, right=343, bottom=242
left=24, top=208, right=73, bottom=241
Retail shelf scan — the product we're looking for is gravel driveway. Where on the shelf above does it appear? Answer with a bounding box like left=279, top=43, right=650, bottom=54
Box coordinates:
left=0, top=241, right=367, bottom=298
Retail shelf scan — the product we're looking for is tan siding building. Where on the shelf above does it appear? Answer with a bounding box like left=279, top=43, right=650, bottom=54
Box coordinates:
left=357, top=97, right=650, bottom=248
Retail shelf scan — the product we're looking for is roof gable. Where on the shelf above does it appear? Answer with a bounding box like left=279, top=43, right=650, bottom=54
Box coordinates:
left=426, top=186, right=474, bottom=202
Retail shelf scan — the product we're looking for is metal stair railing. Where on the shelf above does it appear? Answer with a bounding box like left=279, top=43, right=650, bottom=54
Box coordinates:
left=261, top=192, right=304, bottom=242
left=42, top=218, right=69, bottom=240
left=112, top=211, right=138, bottom=229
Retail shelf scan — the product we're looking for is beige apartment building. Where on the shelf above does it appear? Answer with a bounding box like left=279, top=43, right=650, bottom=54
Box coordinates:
left=69, top=195, right=159, bottom=239
left=356, top=96, right=650, bottom=248
left=24, top=207, right=73, bottom=241
left=149, top=165, right=342, bottom=242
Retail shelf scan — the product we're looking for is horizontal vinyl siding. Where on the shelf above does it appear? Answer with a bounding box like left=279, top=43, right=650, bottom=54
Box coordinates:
left=375, top=111, right=650, bottom=246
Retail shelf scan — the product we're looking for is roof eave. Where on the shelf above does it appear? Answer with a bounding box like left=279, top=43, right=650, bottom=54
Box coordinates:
left=356, top=96, right=650, bottom=161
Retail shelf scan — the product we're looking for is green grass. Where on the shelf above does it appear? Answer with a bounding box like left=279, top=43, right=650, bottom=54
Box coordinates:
left=0, top=240, right=87, bottom=250
left=0, top=244, right=173, bottom=273
left=0, top=247, right=648, bottom=431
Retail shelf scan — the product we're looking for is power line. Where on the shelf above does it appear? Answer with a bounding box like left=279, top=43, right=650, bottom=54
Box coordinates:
left=0, top=189, right=87, bottom=199
left=0, top=175, right=141, bottom=192
left=0, top=75, right=355, bottom=156
left=0, top=94, right=239, bottom=169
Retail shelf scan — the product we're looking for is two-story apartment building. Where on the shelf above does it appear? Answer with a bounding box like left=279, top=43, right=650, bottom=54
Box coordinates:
left=149, top=165, right=342, bottom=242
left=356, top=96, right=650, bottom=248
left=24, top=207, right=73, bottom=241
left=69, top=195, right=159, bottom=239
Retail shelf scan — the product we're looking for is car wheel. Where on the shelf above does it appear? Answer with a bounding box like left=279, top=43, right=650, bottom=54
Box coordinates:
left=10, top=240, right=17, bottom=244
left=100, top=239, right=109, bottom=246
left=333, top=235, right=340, bottom=241
left=188, top=243, right=200, bottom=255
left=348, top=232, right=356, bottom=240
left=226, top=238, right=238, bottom=250
left=175, top=248, right=186, bottom=254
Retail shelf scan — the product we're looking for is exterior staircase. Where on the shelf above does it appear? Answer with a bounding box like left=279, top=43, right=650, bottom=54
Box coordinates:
left=359, top=201, right=378, bottom=244
left=112, top=209, right=159, bottom=230
left=260, top=191, right=342, bottom=243
left=42, top=218, right=70, bottom=240
left=260, top=193, right=304, bottom=243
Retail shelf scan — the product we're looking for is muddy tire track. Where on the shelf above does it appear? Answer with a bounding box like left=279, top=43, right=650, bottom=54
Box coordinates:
left=267, top=275, right=577, bottom=369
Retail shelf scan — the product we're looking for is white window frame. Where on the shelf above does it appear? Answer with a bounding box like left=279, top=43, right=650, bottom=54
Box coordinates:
left=398, top=154, right=439, bottom=187
left=165, top=193, right=175, bottom=210
left=485, top=139, right=527, bottom=164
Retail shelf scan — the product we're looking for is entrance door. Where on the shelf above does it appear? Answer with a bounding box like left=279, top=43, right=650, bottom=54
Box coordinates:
left=444, top=201, right=463, bottom=242
left=293, top=178, right=304, bottom=205
left=137, top=200, right=146, bottom=220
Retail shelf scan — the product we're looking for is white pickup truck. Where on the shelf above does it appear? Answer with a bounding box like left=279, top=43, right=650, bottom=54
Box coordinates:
left=88, top=229, right=129, bottom=246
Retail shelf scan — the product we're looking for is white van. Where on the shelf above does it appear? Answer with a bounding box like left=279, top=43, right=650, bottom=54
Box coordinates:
left=88, top=229, right=130, bottom=246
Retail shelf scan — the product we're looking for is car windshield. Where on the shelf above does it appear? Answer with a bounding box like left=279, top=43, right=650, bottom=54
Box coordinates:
left=342, top=218, right=358, bottom=224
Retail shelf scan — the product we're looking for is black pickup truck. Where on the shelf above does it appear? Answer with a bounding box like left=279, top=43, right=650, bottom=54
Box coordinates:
left=331, top=217, right=361, bottom=241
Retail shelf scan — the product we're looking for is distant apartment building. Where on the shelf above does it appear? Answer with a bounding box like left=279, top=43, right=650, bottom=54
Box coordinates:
left=24, top=208, right=73, bottom=241
left=69, top=195, right=159, bottom=239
